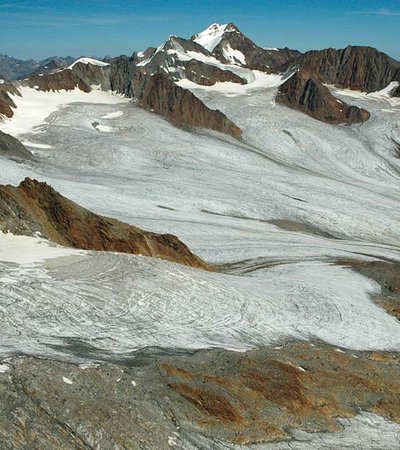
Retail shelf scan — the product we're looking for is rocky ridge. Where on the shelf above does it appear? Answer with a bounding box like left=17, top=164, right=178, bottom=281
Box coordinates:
left=277, top=72, right=370, bottom=124
left=132, top=72, right=242, bottom=138
left=293, top=46, right=400, bottom=94
left=0, top=178, right=208, bottom=269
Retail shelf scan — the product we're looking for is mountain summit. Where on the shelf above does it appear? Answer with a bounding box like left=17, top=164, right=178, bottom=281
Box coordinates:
left=191, top=23, right=240, bottom=52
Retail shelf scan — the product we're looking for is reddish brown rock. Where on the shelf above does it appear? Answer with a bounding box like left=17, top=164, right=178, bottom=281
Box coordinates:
left=277, top=73, right=370, bottom=124
left=161, top=341, right=400, bottom=444
left=0, top=178, right=208, bottom=269
left=0, top=82, right=20, bottom=118
left=133, top=73, right=242, bottom=139
left=295, top=46, right=400, bottom=93
left=25, top=70, right=91, bottom=92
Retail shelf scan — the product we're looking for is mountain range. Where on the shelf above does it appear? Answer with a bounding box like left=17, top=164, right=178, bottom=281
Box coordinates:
left=1, top=22, right=400, bottom=450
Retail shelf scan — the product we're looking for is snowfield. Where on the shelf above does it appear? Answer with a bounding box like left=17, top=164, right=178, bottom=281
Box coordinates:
left=1, top=39, right=400, bottom=447
left=0, top=76, right=400, bottom=361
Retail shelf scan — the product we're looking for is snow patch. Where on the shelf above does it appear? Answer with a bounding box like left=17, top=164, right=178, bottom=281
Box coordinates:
left=62, top=376, right=73, bottom=385
left=176, top=70, right=290, bottom=94
left=68, top=57, right=109, bottom=69
left=222, top=44, right=246, bottom=65
left=0, top=364, right=10, bottom=373
left=0, top=86, right=128, bottom=137
left=0, top=233, right=82, bottom=265
left=101, top=110, right=123, bottom=119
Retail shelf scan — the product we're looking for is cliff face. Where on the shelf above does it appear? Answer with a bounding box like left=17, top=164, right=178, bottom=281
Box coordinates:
left=25, top=70, right=91, bottom=92
left=296, top=46, right=400, bottom=93
left=277, top=73, right=370, bottom=124
left=133, top=73, right=242, bottom=139
left=0, top=178, right=208, bottom=269
left=24, top=61, right=110, bottom=92
left=0, top=131, right=32, bottom=160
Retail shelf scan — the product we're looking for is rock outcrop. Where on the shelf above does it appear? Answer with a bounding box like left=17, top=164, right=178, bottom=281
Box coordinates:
left=294, top=46, right=400, bottom=94
left=0, top=82, right=20, bottom=118
left=0, top=131, right=32, bottom=160
left=180, top=59, right=246, bottom=86
left=277, top=73, right=370, bottom=124
left=25, top=69, right=91, bottom=92
left=24, top=59, right=111, bottom=92
left=0, top=178, right=208, bottom=269
left=0, top=341, right=399, bottom=448
left=133, top=72, right=242, bottom=138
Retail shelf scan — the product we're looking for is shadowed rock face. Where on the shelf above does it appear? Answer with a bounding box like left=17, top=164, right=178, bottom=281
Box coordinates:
left=0, top=178, right=208, bottom=269
left=24, top=62, right=111, bottom=92
left=133, top=72, right=242, bottom=139
left=25, top=69, right=91, bottom=92
left=277, top=73, right=370, bottom=124
left=0, top=341, right=399, bottom=448
left=295, top=46, right=400, bottom=94
left=175, top=59, right=246, bottom=86
left=108, top=55, right=138, bottom=97
left=0, top=131, right=32, bottom=160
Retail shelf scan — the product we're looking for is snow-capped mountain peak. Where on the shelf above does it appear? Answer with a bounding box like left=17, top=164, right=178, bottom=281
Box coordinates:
left=192, top=23, right=239, bottom=52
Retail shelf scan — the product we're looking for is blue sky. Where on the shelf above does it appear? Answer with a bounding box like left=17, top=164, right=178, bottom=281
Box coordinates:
left=0, top=0, right=399, bottom=60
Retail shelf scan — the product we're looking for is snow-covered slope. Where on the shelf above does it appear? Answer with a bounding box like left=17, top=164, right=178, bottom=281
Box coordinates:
left=192, top=23, right=234, bottom=52
left=67, top=57, right=110, bottom=69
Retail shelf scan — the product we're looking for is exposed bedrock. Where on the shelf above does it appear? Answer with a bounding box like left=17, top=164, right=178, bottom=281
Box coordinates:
left=24, top=62, right=111, bottom=92
left=25, top=69, right=91, bottom=92
left=338, top=259, right=400, bottom=321
left=277, top=72, right=370, bottom=124
left=294, top=46, right=400, bottom=93
left=0, top=342, right=399, bottom=449
left=0, top=178, right=208, bottom=269
left=0, top=131, right=32, bottom=160
left=133, top=72, right=242, bottom=138
left=0, top=82, right=20, bottom=118
left=177, top=59, right=246, bottom=86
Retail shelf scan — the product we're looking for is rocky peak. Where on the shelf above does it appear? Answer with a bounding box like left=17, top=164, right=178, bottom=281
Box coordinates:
left=192, top=22, right=300, bottom=72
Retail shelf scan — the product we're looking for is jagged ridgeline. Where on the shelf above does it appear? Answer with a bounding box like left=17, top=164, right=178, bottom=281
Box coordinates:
left=3, top=23, right=398, bottom=133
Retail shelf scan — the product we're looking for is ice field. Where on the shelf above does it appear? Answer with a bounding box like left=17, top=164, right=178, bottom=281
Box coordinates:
left=1, top=78, right=400, bottom=359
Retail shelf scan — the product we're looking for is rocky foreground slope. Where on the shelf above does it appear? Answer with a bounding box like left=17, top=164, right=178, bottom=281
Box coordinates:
left=1, top=341, right=399, bottom=449
left=0, top=178, right=208, bottom=269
